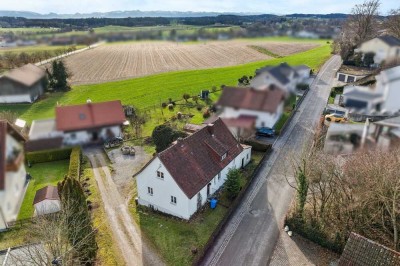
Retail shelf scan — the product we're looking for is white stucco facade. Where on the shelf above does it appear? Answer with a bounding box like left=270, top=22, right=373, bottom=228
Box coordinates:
left=0, top=94, right=33, bottom=104
left=136, top=146, right=252, bottom=220
left=375, top=66, right=400, bottom=114
left=0, top=134, right=27, bottom=230
left=220, top=103, right=284, bottom=128
left=358, top=38, right=400, bottom=64
left=63, top=125, right=121, bottom=145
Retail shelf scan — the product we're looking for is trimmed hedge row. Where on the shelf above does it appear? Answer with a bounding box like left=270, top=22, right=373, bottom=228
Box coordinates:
left=68, top=147, right=82, bottom=180
left=26, top=147, right=72, bottom=164
left=243, top=139, right=272, bottom=152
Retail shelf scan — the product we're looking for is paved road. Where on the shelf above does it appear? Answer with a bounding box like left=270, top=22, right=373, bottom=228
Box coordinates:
left=200, top=55, right=342, bottom=266
left=85, top=148, right=164, bottom=266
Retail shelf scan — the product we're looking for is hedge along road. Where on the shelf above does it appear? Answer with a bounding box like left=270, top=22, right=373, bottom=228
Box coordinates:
left=200, top=55, right=342, bottom=266
left=0, top=44, right=331, bottom=124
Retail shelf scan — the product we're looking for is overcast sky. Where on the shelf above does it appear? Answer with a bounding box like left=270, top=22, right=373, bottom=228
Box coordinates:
left=2, top=0, right=399, bottom=15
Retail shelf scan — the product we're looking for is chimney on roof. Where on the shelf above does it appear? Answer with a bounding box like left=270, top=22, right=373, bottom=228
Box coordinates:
left=207, top=123, right=214, bottom=135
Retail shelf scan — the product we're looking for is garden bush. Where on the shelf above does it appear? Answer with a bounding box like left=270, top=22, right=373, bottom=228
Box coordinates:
left=26, top=147, right=72, bottom=164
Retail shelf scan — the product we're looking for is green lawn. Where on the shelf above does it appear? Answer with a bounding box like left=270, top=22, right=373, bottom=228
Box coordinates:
left=129, top=152, right=264, bottom=265
left=17, top=160, right=69, bottom=220
left=0, top=43, right=331, bottom=125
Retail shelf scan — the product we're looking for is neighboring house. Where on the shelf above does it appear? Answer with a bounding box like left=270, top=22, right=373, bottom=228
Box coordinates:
left=0, top=120, right=27, bottom=230
left=135, top=119, right=252, bottom=220
left=324, top=123, right=366, bottom=155
left=357, top=35, right=400, bottom=65
left=251, top=63, right=310, bottom=94
left=372, top=116, right=400, bottom=150
left=29, top=100, right=126, bottom=146
left=33, top=185, right=61, bottom=216
left=336, top=65, right=375, bottom=83
left=0, top=64, right=46, bottom=103
left=339, top=232, right=400, bottom=266
left=216, top=85, right=285, bottom=130
left=342, top=85, right=384, bottom=114
left=374, top=65, right=400, bottom=114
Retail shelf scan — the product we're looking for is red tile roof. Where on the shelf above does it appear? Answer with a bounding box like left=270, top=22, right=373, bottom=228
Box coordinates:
left=55, top=100, right=125, bottom=132
left=339, top=232, right=400, bottom=266
left=217, top=86, right=285, bottom=114
left=0, top=120, right=26, bottom=190
left=33, top=185, right=60, bottom=205
left=158, top=118, right=244, bottom=199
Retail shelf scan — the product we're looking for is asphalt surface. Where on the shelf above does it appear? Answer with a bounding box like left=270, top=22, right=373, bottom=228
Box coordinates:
left=200, top=55, right=342, bottom=266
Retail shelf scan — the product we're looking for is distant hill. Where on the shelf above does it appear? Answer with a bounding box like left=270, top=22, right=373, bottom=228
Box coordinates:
left=0, top=10, right=266, bottom=19
left=285, top=13, right=348, bottom=19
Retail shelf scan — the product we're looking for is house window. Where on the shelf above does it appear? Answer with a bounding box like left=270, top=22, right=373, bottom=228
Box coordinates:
left=148, top=187, right=153, bottom=196
left=247, top=154, right=249, bottom=159
left=221, top=153, right=227, bottom=161
left=71, top=133, right=76, bottom=139
left=171, top=196, right=177, bottom=204
left=157, top=171, right=164, bottom=179
left=218, top=172, right=221, bottom=180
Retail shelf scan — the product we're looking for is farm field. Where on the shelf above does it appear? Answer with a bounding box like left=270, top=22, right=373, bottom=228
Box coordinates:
left=63, top=39, right=320, bottom=84
left=0, top=43, right=331, bottom=125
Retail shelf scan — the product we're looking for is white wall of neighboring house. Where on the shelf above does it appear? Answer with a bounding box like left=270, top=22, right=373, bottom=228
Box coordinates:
left=34, top=200, right=61, bottom=216
left=0, top=94, right=32, bottom=104
left=136, top=148, right=252, bottom=220
left=375, top=68, right=400, bottom=114
left=63, top=125, right=121, bottom=145
left=0, top=134, right=26, bottom=230
left=221, top=103, right=284, bottom=128
left=359, top=38, right=400, bottom=64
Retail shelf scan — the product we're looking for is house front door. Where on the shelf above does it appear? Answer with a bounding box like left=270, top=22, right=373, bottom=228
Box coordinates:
left=241, top=158, right=244, bottom=168
left=207, top=183, right=211, bottom=197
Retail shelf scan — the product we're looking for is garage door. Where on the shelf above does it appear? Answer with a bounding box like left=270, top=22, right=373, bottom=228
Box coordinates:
left=347, top=76, right=355, bottom=83
left=338, top=74, right=346, bottom=82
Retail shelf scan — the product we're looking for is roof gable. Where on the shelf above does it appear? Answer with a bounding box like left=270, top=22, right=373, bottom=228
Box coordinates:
left=157, top=119, right=243, bottom=198
left=1, top=64, right=45, bottom=87
left=377, top=35, right=400, bottom=47
left=33, top=185, right=60, bottom=205
left=56, top=100, right=125, bottom=131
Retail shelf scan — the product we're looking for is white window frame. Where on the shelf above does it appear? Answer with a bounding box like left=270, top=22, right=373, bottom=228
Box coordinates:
left=148, top=187, right=153, bottom=196
left=171, top=196, right=177, bottom=205
left=157, top=171, right=164, bottom=179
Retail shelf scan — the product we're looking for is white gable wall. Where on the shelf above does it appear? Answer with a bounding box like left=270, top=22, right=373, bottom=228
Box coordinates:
left=136, top=157, right=191, bottom=219
left=34, top=199, right=61, bottom=216
left=382, top=79, right=400, bottom=113
left=359, top=38, right=400, bottom=64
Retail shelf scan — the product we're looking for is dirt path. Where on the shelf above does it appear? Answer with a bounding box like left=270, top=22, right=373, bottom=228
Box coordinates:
left=86, top=148, right=164, bottom=266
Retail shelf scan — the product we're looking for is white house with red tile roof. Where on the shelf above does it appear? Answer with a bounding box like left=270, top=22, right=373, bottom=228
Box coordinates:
left=28, top=100, right=126, bottom=147
left=217, top=85, right=286, bottom=130
left=134, top=118, right=252, bottom=220
left=0, top=120, right=27, bottom=230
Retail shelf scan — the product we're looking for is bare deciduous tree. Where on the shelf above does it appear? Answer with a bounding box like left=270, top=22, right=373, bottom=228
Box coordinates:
left=385, top=8, right=400, bottom=39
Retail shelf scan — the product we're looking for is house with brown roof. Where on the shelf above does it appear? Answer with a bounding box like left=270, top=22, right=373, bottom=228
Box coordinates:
left=33, top=185, right=61, bottom=216
left=135, top=118, right=252, bottom=220
left=216, top=85, right=286, bottom=133
left=0, top=64, right=46, bottom=103
left=357, top=35, right=400, bottom=65
left=339, top=232, right=400, bottom=266
left=0, top=120, right=27, bottom=230
left=28, top=100, right=126, bottom=147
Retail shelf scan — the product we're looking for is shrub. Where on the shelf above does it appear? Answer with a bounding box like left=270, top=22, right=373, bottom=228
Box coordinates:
left=196, top=105, right=203, bottom=111
left=211, top=86, right=217, bottom=92
left=161, top=102, right=167, bottom=108
left=177, top=112, right=183, bottom=119
left=225, top=169, right=242, bottom=199
left=26, top=147, right=72, bottom=164
left=203, top=108, right=210, bottom=118
left=171, top=115, right=177, bottom=121
left=152, top=124, right=187, bottom=152
left=68, top=147, right=82, bottom=180
left=168, top=104, right=174, bottom=110
left=183, top=93, right=191, bottom=103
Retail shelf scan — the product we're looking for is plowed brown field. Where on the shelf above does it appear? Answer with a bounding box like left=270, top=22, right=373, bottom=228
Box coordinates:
left=64, top=40, right=319, bottom=85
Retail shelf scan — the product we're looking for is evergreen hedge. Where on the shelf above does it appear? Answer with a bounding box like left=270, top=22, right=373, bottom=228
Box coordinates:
left=26, top=147, right=72, bottom=164
left=68, top=147, right=82, bottom=180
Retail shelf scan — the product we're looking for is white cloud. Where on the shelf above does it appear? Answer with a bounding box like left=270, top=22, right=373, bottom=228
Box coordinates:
left=1, top=0, right=398, bottom=14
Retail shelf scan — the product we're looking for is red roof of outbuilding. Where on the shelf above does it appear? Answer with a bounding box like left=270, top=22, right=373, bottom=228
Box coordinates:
left=55, top=100, right=125, bottom=131
left=157, top=118, right=244, bottom=199
left=217, top=86, right=285, bottom=114
left=33, top=185, right=60, bottom=205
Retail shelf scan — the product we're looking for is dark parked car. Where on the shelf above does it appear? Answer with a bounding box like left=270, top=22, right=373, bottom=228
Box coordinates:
left=256, top=127, right=275, bottom=138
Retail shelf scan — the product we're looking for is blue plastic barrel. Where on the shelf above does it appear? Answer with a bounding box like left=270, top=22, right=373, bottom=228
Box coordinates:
left=210, top=199, right=218, bottom=209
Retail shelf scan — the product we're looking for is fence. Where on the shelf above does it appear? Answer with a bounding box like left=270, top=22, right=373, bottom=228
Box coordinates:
left=194, top=148, right=272, bottom=265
